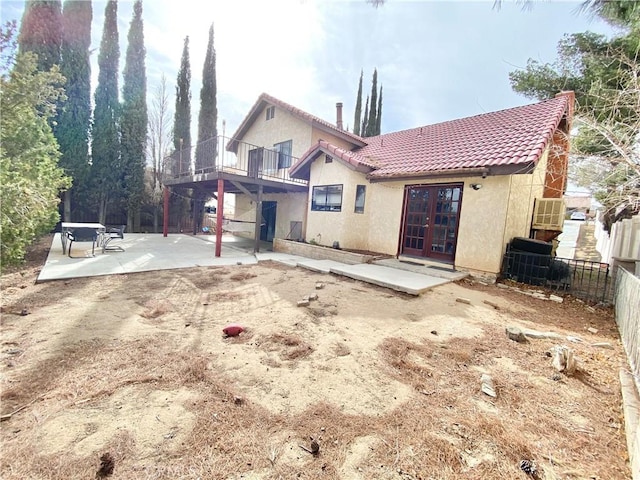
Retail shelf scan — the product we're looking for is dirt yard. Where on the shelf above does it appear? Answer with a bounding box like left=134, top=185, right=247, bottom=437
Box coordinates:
left=0, top=235, right=631, bottom=479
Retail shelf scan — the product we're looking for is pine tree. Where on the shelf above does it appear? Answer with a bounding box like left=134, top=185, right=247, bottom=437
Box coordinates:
left=91, top=0, right=120, bottom=225
left=365, top=68, right=378, bottom=137
left=195, top=23, right=217, bottom=173
left=361, top=95, right=369, bottom=139
left=121, top=0, right=147, bottom=232
left=18, top=0, right=63, bottom=72
left=173, top=36, right=191, bottom=175
left=375, top=85, right=382, bottom=135
left=56, top=0, right=92, bottom=222
left=353, top=69, right=363, bottom=136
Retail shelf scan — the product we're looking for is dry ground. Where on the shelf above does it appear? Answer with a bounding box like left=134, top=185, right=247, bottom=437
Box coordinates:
left=0, top=235, right=631, bottom=479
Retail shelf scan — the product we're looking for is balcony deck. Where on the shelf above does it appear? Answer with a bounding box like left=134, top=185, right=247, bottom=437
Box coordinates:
left=163, top=136, right=308, bottom=194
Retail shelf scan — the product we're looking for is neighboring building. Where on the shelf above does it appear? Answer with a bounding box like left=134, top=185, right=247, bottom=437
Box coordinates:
left=225, top=91, right=574, bottom=279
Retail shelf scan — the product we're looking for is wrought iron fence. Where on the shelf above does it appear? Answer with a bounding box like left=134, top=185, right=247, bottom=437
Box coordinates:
left=164, top=136, right=307, bottom=186
left=501, top=248, right=614, bottom=304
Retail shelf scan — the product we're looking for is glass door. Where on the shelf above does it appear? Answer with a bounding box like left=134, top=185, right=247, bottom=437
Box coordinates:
left=401, top=184, right=463, bottom=262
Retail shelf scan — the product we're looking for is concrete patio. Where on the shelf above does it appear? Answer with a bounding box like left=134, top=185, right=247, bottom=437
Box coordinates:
left=38, top=232, right=466, bottom=295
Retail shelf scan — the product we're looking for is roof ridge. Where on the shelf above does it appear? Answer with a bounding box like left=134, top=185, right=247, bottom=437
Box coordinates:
left=367, top=96, right=568, bottom=140
left=260, top=92, right=367, bottom=144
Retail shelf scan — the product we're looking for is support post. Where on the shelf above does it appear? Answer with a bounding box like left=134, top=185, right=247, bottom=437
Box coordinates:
left=254, top=184, right=263, bottom=253
left=215, top=178, right=224, bottom=257
left=163, top=186, right=169, bottom=237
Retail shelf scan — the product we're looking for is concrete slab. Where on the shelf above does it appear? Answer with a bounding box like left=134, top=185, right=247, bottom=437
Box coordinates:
left=296, top=259, right=346, bottom=274
left=254, top=251, right=307, bottom=267
left=329, top=263, right=449, bottom=295
left=375, top=258, right=469, bottom=281
left=37, top=233, right=255, bottom=282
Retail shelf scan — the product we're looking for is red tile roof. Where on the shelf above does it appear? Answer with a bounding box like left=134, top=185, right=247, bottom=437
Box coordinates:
left=290, top=94, right=573, bottom=180
left=226, top=93, right=366, bottom=153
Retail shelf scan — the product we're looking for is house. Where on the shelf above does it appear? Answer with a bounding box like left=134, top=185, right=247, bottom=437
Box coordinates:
left=225, top=91, right=575, bottom=279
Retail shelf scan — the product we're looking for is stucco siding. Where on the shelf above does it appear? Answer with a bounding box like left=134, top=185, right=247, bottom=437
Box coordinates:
left=239, top=105, right=313, bottom=160
left=501, top=148, right=548, bottom=248
left=310, top=127, right=359, bottom=152
left=306, top=159, right=370, bottom=249
left=233, top=192, right=307, bottom=240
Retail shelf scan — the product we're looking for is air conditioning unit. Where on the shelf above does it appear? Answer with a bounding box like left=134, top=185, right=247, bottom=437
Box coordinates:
left=532, top=198, right=565, bottom=231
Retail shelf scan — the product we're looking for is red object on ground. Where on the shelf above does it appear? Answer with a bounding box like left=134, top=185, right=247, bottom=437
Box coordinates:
left=223, top=324, right=244, bottom=337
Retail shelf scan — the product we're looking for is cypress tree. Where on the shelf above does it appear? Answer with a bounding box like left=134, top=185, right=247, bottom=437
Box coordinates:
left=91, top=0, right=120, bottom=225
left=361, top=95, right=369, bottom=139
left=353, top=69, right=363, bottom=136
left=173, top=36, right=191, bottom=175
left=195, top=23, right=217, bottom=173
left=56, top=0, right=92, bottom=222
left=121, top=0, right=147, bottom=232
left=375, top=85, right=382, bottom=135
left=18, top=0, right=63, bottom=72
left=365, top=68, right=378, bottom=137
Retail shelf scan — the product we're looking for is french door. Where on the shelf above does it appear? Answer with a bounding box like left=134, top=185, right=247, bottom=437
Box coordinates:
left=401, top=184, right=463, bottom=262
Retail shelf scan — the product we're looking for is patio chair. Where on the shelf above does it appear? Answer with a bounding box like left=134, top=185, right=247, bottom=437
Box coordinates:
left=67, top=227, right=98, bottom=258
left=104, top=225, right=125, bottom=252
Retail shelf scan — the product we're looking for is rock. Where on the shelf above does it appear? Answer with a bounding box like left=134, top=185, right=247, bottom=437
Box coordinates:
left=587, top=327, right=598, bottom=334
left=455, top=297, right=471, bottom=305
left=532, top=292, right=547, bottom=300
left=549, top=294, right=564, bottom=303
left=430, top=330, right=438, bottom=335
left=308, top=293, right=318, bottom=301
left=480, top=374, right=497, bottom=397
left=523, top=329, right=562, bottom=340
left=591, top=342, right=614, bottom=350
left=566, top=335, right=584, bottom=343
left=315, top=282, right=325, bottom=290
left=497, top=283, right=509, bottom=289
left=506, top=326, right=529, bottom=343
left=482, top=300, right=499, bottom=310
left=297, top=300, right=310, bottom=307
left=20, top=309, right=29, bottom=316
left=551, top=345, right=577, bottom=375
left=234, top=396, right=244, bottom=405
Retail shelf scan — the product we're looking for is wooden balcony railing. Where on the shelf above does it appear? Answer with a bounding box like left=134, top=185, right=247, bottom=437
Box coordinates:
left=164, top=136, right=307, bottom=186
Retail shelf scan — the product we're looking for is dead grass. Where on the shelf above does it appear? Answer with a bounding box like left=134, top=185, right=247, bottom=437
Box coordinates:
left=260, top=333, right=314, bottom=360
left=0, top=242, right=630, bottom=479
left=229, top=270, right=258, bottom=281
left=139, top=299, right=172, bottom=319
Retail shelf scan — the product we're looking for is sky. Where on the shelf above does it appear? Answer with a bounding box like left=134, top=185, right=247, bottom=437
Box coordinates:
left=1, top=0, right=619, bottom=145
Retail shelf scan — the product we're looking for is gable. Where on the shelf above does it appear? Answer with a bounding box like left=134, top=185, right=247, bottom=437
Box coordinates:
left=227, top=93, right=366, bottom=154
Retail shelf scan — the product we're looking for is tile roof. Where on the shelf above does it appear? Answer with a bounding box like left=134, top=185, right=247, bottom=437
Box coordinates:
left=226, top=93, right=366, bottom=153
left=290, top=94, right=573, bottom=180
left=291, top=140, right=378, bottom=178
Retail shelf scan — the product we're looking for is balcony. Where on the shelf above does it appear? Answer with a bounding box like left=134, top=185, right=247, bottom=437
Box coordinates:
left=163, top=136, right=308, bottom=192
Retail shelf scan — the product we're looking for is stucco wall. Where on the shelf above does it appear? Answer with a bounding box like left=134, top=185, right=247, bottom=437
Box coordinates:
left=305, top=159, right=371, bottom=249
left=233, top=192, right=307, bottom=240
left=304, top=156, right=549, bottom=275
left=501, top=148, right=548, bottom=248
left=240, top=105, right=313, bottom=160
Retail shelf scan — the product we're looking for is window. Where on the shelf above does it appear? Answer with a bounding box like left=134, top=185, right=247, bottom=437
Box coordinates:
left=266, top=106, right=275, bottom=120
left=311, top=185, right=343, bottom=212
left=354, top=185, right=366, bottom=213
left=274, top=140, right=292, bottom=169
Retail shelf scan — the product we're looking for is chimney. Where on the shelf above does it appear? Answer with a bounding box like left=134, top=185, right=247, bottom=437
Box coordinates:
left=336, top=102, right=343, bottom=130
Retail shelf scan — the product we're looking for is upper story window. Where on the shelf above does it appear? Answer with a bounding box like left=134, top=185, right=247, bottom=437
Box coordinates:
left=354, top=185, right=366, bottom=214
left=274, top=140, right=292, bottom=169
left=312, top=184, right=343, bottom=212
left=266, top=106, right=275, bottom=121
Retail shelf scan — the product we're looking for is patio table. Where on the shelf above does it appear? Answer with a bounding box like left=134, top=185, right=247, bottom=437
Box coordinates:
left=60, top=222, right=106, bottom=254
